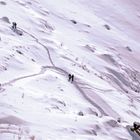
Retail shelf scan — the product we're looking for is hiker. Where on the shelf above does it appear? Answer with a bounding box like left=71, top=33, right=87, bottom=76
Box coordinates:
left=68, top=74, right=71, bottom=82
left=11, top=22, right=23, bottom=36
left=12, top=22, right=17, bottom=30
left=71, top=74, right=74, bottom=82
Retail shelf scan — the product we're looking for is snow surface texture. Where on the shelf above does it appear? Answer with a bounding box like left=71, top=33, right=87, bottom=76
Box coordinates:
left=0, top=0, right=140, bottom=140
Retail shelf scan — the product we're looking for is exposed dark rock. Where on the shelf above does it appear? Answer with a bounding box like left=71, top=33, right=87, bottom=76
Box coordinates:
left=16, top=50, right=23, bottom=55
left=104, top=24, right=111, bottom=30
left=126, top=46, right=132, bottom=52
left=1, top=16, right=10, bottom=23
left=0, top=1, right=6, bottom=5
left=78, top=111, right=84, bottom=116
left=71, top=20, right=77, bottom=24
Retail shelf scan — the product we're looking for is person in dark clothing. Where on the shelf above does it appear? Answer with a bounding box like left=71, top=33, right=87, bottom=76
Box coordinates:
left=12, top=22, right=17, bottom=30
left=68, top=74, right=71, bottom=82
left=71, top=74, right=74, bottom=82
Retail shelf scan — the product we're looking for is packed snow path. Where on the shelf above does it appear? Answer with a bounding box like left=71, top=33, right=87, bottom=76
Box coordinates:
left=0, top=0, right=140, bottom=139
left=0, top=27, right=120, bottom=118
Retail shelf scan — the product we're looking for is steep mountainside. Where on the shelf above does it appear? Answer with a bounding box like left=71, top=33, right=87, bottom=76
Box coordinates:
left=0, top=0, right=140, bottom=140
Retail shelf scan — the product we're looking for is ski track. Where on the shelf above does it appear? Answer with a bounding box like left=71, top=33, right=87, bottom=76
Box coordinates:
left=0, top=0, right=140, bottom=140
left=18, top=27, right=55, bottom=67
left=0, top=28, right=120, bottom=119
left=1, top=64, right=119, bottom=119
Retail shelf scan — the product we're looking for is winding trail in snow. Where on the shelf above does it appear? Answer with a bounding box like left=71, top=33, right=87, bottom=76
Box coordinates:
left=2, top=65, right=120, bottom=118
left=1, top=66, right=46, bottom=86
left=1, top=28, right=120, bottom=119
left=46, top=66, right=120, bottom=119
left=18, top=28, right=55, bottom=67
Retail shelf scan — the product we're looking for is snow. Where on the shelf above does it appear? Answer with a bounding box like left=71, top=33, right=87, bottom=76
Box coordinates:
left=0, top=0, right=140, bottom=140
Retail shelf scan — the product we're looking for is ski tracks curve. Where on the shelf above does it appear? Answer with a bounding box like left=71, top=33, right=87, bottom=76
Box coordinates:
left=1, top=27, right=121, bottom=119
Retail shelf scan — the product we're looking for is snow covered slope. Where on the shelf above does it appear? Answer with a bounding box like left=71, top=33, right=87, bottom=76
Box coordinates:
left=0, top=0, right=140, bottom=139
